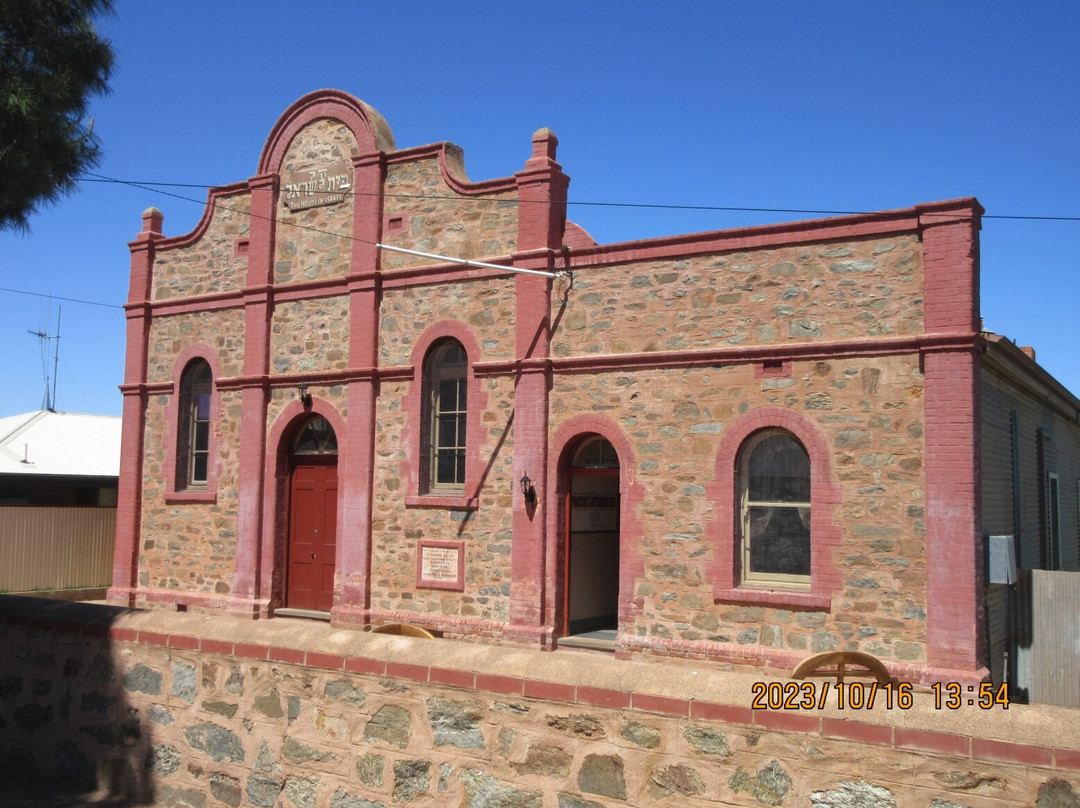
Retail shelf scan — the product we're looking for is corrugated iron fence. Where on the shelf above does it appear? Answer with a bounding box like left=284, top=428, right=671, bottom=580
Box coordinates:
left=0, top=507, right=115, bottom=592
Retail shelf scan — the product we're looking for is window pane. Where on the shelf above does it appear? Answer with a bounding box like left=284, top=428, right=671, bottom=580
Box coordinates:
left=192, top=453, right=208, bottom=484
left=194, top=421, right=210, bottom=452
left=436, top=450, right=464, bottom=485
left=748, top=505, right=811, bottom=576
left=195, top=391, right=211, bottom=421
left=748, top=434, right=810, bottom=502
left=437, top=414, right=459, bottom=448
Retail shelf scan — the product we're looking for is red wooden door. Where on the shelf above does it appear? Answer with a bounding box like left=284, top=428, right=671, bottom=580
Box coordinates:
left=287, top=462, right=338, bottom=612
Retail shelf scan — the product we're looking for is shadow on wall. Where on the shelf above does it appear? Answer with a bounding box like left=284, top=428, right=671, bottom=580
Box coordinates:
left=0, top=596, right=152, bottom=805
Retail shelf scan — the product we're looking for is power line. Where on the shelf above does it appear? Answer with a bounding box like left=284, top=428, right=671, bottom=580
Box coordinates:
left=0, top=285, right=122, bottom=309
left=76, top=174, right=1080, bottom=224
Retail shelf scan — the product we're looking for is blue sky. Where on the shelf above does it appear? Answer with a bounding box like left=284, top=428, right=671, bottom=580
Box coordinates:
left=1, top=1, right=1077, bottom=417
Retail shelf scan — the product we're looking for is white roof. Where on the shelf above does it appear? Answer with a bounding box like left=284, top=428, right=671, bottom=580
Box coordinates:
left=0, top=410, right=122, bottom=477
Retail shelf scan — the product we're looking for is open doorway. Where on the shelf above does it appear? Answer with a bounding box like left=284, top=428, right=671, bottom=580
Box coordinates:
left=564, top=436, right=620, bottom=640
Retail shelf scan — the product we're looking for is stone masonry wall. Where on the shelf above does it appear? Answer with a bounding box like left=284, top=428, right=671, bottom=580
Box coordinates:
left=381, top=153, right=519, bottom=269
left=551, top=237, right=923, bottom=360
left=151, top=192, right=251, bottom=302
left=548, top=353, right=928, bottom=662
left=2, top=599, right=1079, bottom=808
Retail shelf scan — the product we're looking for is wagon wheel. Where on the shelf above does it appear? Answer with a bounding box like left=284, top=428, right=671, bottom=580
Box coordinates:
left=791, top=651, right=898, bottom=686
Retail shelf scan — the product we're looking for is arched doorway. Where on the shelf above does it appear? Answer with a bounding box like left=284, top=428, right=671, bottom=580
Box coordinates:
left=564, top=436, right=620, bottom=638
left=286, top=416, right=338, bottom=612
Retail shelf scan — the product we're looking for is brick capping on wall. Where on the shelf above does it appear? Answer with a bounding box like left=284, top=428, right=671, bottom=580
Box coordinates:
left=6, top=596, right=1077, bottom=774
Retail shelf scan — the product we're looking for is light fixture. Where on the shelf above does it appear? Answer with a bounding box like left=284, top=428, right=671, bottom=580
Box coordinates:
left=296, top=384, right=312, bottom=407
left=520, top=472, right=537, bottom=507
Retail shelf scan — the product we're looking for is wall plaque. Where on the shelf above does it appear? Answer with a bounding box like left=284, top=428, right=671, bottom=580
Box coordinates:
left=282, top=161, right=352, bottom=211
left=417, top=540, right=465, bottom=590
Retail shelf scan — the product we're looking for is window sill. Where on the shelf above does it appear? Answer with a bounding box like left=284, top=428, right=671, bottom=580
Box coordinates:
left=714, top=587, right=830, bottom=611
left=404, top=495, right=478, bottom=510
left=165, top=489, right=218, bottom=504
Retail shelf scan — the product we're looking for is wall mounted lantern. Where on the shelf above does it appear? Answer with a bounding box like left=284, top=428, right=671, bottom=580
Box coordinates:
left=296, top=384, right=312, bottom=407
left=520, top=472, right=537, bottom=507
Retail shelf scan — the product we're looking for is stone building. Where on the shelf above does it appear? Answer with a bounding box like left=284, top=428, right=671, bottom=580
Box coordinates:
left=109, top=90, right=1080, bottom=688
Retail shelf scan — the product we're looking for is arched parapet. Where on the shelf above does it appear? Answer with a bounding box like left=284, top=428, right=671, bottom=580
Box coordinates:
left=257, top=90, right=396, bottom=175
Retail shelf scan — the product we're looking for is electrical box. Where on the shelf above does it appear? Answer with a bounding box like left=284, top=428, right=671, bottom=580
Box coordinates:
left=988, top=534, right=1018, bottom=585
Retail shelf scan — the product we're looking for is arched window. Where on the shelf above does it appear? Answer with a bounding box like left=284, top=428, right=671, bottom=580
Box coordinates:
left=291, top=416, right=339, bottom=456
left=177, top=360, right=212, bottom=488
left=422, top=340, right=468, bottom=493
left=739, top=429, right=811, bottom=586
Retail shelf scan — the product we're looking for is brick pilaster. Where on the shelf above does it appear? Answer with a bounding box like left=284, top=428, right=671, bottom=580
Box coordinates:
left=108, top=208, right=162, bottom=606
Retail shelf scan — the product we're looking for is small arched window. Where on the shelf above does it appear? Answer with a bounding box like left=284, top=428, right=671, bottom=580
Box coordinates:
left=291, top=416, right=338, bottom=455
left=178, top=360, right=212, bottom=487
left=739, top=429, right=811, bottom=586
left=421, top=340, right=468, bottom=493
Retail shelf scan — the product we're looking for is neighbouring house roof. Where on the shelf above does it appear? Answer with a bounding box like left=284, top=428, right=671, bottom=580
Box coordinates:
left=0, top=410, right=122, bottom=477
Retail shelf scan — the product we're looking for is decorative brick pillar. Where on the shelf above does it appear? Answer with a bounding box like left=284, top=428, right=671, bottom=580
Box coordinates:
left=507, top=130, right=569, bottom=645
left=333, top=150, right=386, bottom=628
left=228, top=174, right=277, bottom=617
left=919, top=198, right=988, bottom=680
left=108, top=208, right=162, bottom=606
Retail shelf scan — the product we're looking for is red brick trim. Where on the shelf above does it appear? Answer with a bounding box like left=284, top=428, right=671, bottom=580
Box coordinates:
left=632, top=694, right=690, bottom=718
left=258, top=90, right=394, bottom=176
left=577, top=686, right=631, bottom=710
left=822, top=718, right=893, bottom=745
left=894, top=727, right=970, bottom=756
left=400, top=322, right=488, bottom=504
left=753, top=710, right=821, bottom=734
left=706, top=407, right=843, bottom=606
left=150, top=183, right=251, bottom=252
left=161, top=344, right=224, bottom=501
left=476, top=674, right=525, bottom=696
left=545, top=416, right=646, bottom=639
left=972, top=738, right=1053, bottom=767
left=261, top=398, right=348, bottom=614
left=690, top=701, right=755, bottom=726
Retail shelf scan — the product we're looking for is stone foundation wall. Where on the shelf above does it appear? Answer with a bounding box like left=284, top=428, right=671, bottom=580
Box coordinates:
left=2, top=598, right=1078, bottom=808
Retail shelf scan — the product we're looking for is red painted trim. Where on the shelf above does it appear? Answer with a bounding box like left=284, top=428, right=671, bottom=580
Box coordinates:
left=161, top=344, right=224, bottom=500
left=894, top=727, right=970, bottom=756
left=631, top=694, right=690, bottom=717
left=476, top=674, right=524, bottom=695
left=400, top=322, right=489, bottom=504
left=200, top=638, right=235, bottom=656
left=138, top=631, right=168, bottom=646
left=257, top=90, right=395, bottom=176
left=546, top=416, right=645, bottom=641
left=923, top=349, right=985, bottom=675
left=386, top=142, right=518, bottom=196
left=344, top=656, right=386, bottom=676
left=753, top=710, right=821, bottom=734
left=822, top=718, right=893, bottom=745
left=690, top=701, right=755, bottom=726
left=561, top=203, right=981, bottom=271
left=306, top=651, right=345, bottom=670
left=577, top=686, right=630, bottom=709
left=524, top=680, right=576, bottom=703
left=430, top=667, right=475, bottom=689
left=386, top=661, right=427, bottom=682
left=151, top=183, right=251, bottom=252
left=262, top=398, right=349, bottom=614
left=972, top=738, right=1053, bottom=767
left=706, top=407, right=843, bottom=606
left=234, top=643, right=269, bottom=660
left=1055, top=748, right=1080, bottom=771
left=269, top=646, right=306, bottom=665
left=168, top=634, right=200, bottom=651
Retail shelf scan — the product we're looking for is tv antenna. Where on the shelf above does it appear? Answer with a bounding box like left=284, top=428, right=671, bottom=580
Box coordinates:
left=28, top=305, right=61, bottom=412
